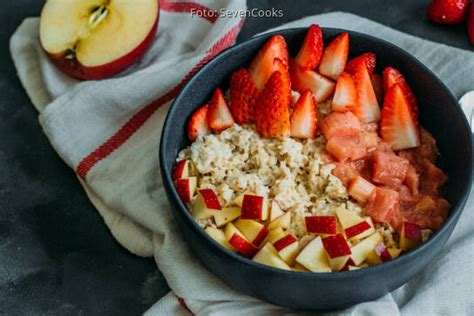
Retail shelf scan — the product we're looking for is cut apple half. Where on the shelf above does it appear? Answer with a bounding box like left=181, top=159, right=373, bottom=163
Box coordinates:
left=40, top=0, right=159, bottom=79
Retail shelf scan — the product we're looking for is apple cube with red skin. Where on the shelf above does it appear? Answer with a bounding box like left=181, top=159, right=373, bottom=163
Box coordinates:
left=39, top=0, right=159, bottom=80
left=253, top=243, right=291, bottom=270
left=348, top=176, right=376, bottom=204
left=172, top=159, right=190, bottom=180
left=192, top=189, right=222, bottom=220
left=175, top=177, right=197, bottom=203
left=269, top=200, right=284, bottom=221
left=224, top=223, right=258, bottom=258
left=234, top=219, right=269, bottom=247
left=241, top=194, right=268, bottom=220
left=213, top=207, right=241, bottom=227
left=322, top=234, right=352, bottom=271
left=262, top=227, right=286, bottom=245
left=400, top=221, right=422, bottom=251
left=350, top=232, right=383, bottom=265
left=366, top=242, right=402, bottom=265
left=335, top=207, right=374, bottom=240
left=295, top=236, right=331, bottom=272
left=268, top=212, right=291, bottom=230
left=205, top=227, right=234, bottom=251
left=273, top=234, right=300, bottom=265
left=305, top=216, right=338, bottom=235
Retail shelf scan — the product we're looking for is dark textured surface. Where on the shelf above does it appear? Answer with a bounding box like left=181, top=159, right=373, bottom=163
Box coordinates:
left=0, top=0, right=471, bottom=315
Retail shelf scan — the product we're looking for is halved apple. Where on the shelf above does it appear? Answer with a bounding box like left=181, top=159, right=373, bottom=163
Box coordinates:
left=175, top=177, right=197, bottom=203
left=234, top=219, right=269, bottom=247
left=205, top=227, right=234, bottom=251
left=213, top=207, right=241, bottom=227
left=241, top=194, right=268, bottom=220
left=400, top=221, right=422, bottom=251
left=273, top=234, right=300, bottom=265
left=350, top=232, right=383, bottom=265
left=253, top=243, right=291, bottom=270
left=295, top=236, right=331, bottom=272
left=39, top=0, right=159, bottom=79
left=192, top=189, right=222, bottom=220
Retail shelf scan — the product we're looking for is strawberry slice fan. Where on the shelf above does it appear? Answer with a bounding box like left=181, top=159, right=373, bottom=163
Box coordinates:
left=9, top=4, right=474, bottom=315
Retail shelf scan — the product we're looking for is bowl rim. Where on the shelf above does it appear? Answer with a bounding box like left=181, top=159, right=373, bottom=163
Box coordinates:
left=160, top=27, right=473, bottom=279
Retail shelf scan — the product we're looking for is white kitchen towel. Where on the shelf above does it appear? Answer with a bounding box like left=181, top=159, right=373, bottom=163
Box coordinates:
left=10, top=7, right=474, bottom=316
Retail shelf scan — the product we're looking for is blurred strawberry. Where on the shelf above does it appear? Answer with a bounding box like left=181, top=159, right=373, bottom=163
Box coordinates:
left=427, top=0, right=468, bottom=24
left=345, top=52, right=376, bottom=75
left=295, top=24, right=324, bottom=70
left=230, top=68, right=258, bottom=124
left=468, top=2, right=474, bottom=44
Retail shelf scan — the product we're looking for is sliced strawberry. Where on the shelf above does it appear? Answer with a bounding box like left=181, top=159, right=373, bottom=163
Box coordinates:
left=383, top=67, right=418, bottom=115
left=427, top=0, right=468, bottom=24
left=295, top=24, right=323, bottom=70
left=345, top=52, right=376, bottom=75
left=207, top=88, right=234, bottom=132
left=381, top=84, right=421, bottom=150
left=273, top=58, right=291, bottom=109
left=290, top=90, right=318, bottom=139
left=249, top=35, right=288, bottom=91
left=290, top=59, right=335, bottom=102
left=351, top=60, right=381, bottom=123
left=332, top=72, right=357, bottom=112
left=370, top=73, right=384, bottom=105
left=318, top=32, right=350, bottom=80
left=188, top=104, right=211, bottom=141
left=230, top=68, right=258, bottom=124
left=255, top=71, right=291, bottom=138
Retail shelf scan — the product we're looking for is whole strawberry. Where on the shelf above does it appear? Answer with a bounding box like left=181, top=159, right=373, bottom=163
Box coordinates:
left=468, top=1, right=474, bottom=44
left=427, top=0, right=469, bottom=24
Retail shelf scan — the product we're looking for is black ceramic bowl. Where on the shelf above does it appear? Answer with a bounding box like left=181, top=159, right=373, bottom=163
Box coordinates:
left=160, top=28, right=473, bottom=310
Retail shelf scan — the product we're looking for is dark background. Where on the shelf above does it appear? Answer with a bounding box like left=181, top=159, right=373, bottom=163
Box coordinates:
left=0, top=0, right=471, bottom=315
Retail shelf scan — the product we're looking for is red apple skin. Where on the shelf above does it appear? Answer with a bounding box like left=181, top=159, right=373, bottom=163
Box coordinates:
left=241, top=195, right=264, bottom=220
left=43, top=2, right=159, bottom=80
left=252, top=227, right=269, bottom=247
left=374, top=242, right=392, bottom=262
left=273, top=235, right=298, bottom=251
left=341, top=258, right=356, bottom=271
left=322, top=234, right=352, bottom=258
left=229, top=234, right=258, bottom=258
left=305, top=216, right=337, bottom=234
left=175, top=178, right=191, bottom=203
left=172, top=160, right=188, bottom=180
left=344, top=221, right=371, bottom=239
left=199, top=189, right=222, bottom=210
left=403, top=222, right=421, bottom=241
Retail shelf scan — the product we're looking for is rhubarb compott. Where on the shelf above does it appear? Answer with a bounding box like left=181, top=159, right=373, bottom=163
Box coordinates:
left=172, top=26, right=450, bottom=272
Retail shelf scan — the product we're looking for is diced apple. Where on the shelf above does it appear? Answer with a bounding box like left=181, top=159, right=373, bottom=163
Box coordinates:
left=241, top=194, right=268, bottom=220
left=388, top=248, right=402, bottom=259
left=305, top=216, right=338, bottom=235
left=273, top=234, right=300, bottom=265
left=350, top=232, right=383, bottom=265
left=192, top=189, right=222, bottom=220
left=400, top=221, right=422, bottom=251
left=335, top=207, right=373, bottom=240
left=233, top=191, right=253, bottom=207
left=205, top=227, right=234, bottom=251
left=268, top=212, right=291, bottom=230
left=172, top=159, right=190, bottom=180
left=348, top=265, right=361, bottom=271
left=296, top=236, right=332, bottom=272
left=322, top=234, right=352, bottom=271
left=234, top=219, right=269, bottom=247
left=225, top=223, right=258, bottom=258
left=213, top=207, right=241, bottom=227
left=262, top=227, right=286, bottom=245
left=269, top=200, right=284, bottom=221
left=175, top=177, right=197, bottom=203
left=365, top=241, right=392, bottom=265
left=253, top=243, right=291, bottom=270
left=348, top=176, right=376, bottom=204
left=292, top=263, right=310, bottom=272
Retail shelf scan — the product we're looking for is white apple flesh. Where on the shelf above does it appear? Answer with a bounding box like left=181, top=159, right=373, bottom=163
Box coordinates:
left=40, top=0, right=159, bottom=80
left=350, top=232, right=383, bottom=265
left=234, top=219, right=269, bottom=247
left=192, top=189, right=222, bottom=220
left=295, top=236, right=331, bottom=272
left=213, top=207, right=241, bottom=227
left=205, top=227, right=234, bottom=251
left=253, top=243, right=291, bottom=270
left=273, top=234, right=300, bottom=265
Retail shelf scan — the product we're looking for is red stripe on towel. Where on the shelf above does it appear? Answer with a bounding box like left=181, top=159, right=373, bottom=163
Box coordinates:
left=160, top=0, right=219, bottom=23
left=76, top=19, right=244, bottom=180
